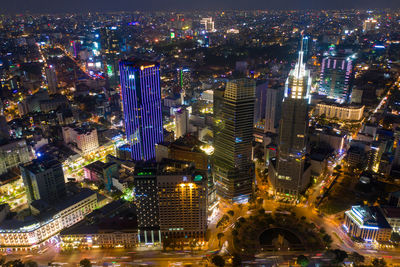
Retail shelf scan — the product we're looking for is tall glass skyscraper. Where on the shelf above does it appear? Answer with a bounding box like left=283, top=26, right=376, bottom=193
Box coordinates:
left=213, top=78, right=255, bottom=202
left=269, top=39, right=311, bottom=197
left=119, top=59, right=163, bottom=161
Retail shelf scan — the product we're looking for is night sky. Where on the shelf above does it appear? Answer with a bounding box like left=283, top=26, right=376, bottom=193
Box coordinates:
left=2, top=0, right=400, bottom=14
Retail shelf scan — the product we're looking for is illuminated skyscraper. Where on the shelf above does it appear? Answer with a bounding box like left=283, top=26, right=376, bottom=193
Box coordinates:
left=45, top=65, right=58, bottom=94
left=119, top=59, right=163, bottom=161
left=200, top=17, right=215, bottom=32
left=269, top=38, right=311, bottom=197
left=213, top=79, right=255, bottom=202
left=319, top=54, right=354, bottom=103
left=363, top=18, right=377, bottom=33
left=176, top=68, right=191, bottom=91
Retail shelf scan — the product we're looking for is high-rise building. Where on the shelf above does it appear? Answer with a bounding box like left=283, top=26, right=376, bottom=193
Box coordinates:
left=269, top=39, right=311, bottom=197
left=100, top=27, right=120, bottom=54
left=176, top=68, right=191, bottom=92
left=175, top=107, right=190, bottom=139
left=0, top=139, right=31, bottom=175
left=20, top=156, right=66, bottom=204
left=45, top=65, right=58, bottom=95
left=213, top=79, right=255, bottom=202
left=62, top=125, right=99, bottom=155
left=200, top=17, right=215, bottom=32
left=264, top=86, right=284, bottom=134
left=133, top=163, right=160, bottom=244
left=363, top=18, right=377, bottom=33
left=254, top=81, right=267, bottom=125
left=119, top=59, right=163, bottom=161
left=134, top=160, right=208, bottom=244
left=0, top=115, right=10, bottom=143
left=319, top=55, right=354, bottom=103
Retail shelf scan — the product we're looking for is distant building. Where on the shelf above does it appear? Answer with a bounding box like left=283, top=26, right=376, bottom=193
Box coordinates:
left=200, top=17, right=215, bottom=32
left=62, top=125, right=99, bottom=155
left=264, top=86, right=284, bottom=134
left=254, top=81, right=267, bottom=125
left=119, top=59, right=163, bottom=161
left=363, top=18, right=377, bottom=33
left=20, top=156, right=66, bottom=204
left=176, top=68, right=191, bottom=93
left=315, top=102, right=364, bottom=121
left=344, top=205, right=391, bottom=242
left=45, top=65, right=58, bottom=94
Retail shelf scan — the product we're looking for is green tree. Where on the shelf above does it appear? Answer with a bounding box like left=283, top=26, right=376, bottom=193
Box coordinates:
left=211, top=255, right=225, bottom=267
left=79, top=259, right=92, bottom=267
left=297, top=255, right=309, bottom=267
left=232, top=253, right=242, bottom=267
left=349, top=252, right=364, bottom=265
left=5, top=260, right=24, bottom=267
left=391, top=232, right=400, bottom=242
left=24, top=260, right=38, bottom=267
left=371, top=258, right=387, bottom=267
left=322, top=234, right=333, bottom=248
left=331, top=249, right=348, bottom=264
left=217, top=232, right=224, bottom=247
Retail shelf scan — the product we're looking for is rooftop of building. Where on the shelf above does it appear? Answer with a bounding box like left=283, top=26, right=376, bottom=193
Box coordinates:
left=64, top=125, right=96, bottom=135
left=60, top=208, right=137, bottom=236
left=347, top=205, right=391, bottom=229
left=30, top=187, right=96, bottom=214
left=0, top=168, right=21, bottom=185
left=380, top=206, right=400, bottom=219
left=120, top=58, right=160, bottom=69
left=169, top=134, right=205, bottom=152
left=317, top=100, right=364, bottom=109
left=20, top=155, right=61, bottom=174
left=84, top=160, right=116, bottom=172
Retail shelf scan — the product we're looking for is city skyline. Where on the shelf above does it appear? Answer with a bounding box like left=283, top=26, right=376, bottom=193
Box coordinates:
left=2, top=1, right=400, bottom=14
left=0, top=7, right=400, bottom=267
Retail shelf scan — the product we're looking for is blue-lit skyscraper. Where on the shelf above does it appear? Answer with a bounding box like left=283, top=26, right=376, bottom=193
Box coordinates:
left=119, top=59, right=163, bottom=161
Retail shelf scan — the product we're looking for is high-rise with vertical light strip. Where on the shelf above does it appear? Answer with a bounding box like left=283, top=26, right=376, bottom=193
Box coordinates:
left=269, top=37, right=311, bottom=197
left=119, top=59, right=163, bottom=161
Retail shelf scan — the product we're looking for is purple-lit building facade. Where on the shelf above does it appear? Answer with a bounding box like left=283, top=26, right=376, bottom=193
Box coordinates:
left=119, top=59, right=163, bottom=161
left=319, top=55, right=353, bottom=103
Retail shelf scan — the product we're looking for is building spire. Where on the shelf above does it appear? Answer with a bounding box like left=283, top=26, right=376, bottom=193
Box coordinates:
left=296, top=32, right=305, bottom=77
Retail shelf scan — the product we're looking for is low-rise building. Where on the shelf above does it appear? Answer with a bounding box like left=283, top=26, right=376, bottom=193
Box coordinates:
left=60, top=202, right=138, bottom=249
left=344, top=205, right=392, bottom=242
left=0, top=188, right=97, bottom=250
left=62, top=125, right=99, bottom=155
left=83, top=160, right=118, bottom=190
left=380, top=206, right=400, bottom=233
left=315, top=102, right=364, bottom=121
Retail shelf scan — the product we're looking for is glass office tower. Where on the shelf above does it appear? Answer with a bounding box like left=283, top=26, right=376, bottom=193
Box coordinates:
left=119, top=59, right=163, bottom=161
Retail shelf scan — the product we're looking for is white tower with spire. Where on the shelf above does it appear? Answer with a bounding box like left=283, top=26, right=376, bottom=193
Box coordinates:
left=269, top=36, right=311, bottom=197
